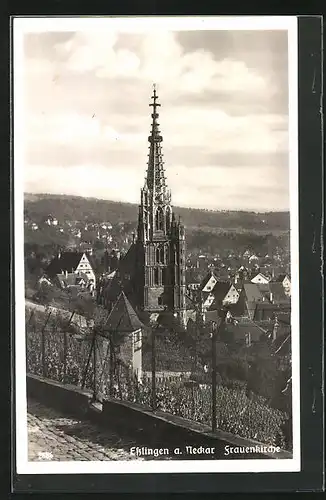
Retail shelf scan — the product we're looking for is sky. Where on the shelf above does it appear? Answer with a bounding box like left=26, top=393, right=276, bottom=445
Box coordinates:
left=21, top=23, right=291, bottom=211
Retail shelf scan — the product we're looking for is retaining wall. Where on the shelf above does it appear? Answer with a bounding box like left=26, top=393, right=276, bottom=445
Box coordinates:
left=26, top=374, right=292, bottom=460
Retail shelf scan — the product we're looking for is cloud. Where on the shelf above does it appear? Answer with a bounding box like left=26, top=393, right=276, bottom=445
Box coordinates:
left=21, top=28, right=290, bottom=211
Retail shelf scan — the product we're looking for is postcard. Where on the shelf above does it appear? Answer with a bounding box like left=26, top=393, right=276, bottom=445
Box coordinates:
left=14, top=15, right=300, bottom=475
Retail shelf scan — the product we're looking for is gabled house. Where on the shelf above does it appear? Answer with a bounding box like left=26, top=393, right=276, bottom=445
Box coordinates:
left=55, top=271, right=93, bottom=295
left=251, top=272, right=270, bottom=284
left=38, top=275, right=53, bottom=287
left=248, top=254, right=259, bottom=264
left=201, top=271, right=218, bottom=293
left=46, top=251, right=96, bottom=295
left=206, top=282, right=240, bottom=311
left=271, top=274, right=291, bottom=296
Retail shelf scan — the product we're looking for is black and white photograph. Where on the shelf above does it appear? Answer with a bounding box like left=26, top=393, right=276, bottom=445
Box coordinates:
left=14, top=16, right=300, bottom=474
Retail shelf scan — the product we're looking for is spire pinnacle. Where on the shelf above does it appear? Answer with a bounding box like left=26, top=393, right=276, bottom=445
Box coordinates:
left=144, top=86, right=168, bottom=200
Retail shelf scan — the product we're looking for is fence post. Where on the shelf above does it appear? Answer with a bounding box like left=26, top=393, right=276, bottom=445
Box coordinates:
left=63, top=331, right=68, bottom=384
left=63, top=311, right=75, bottom=384
left=93, top=336, right=97, bottom=401
left=151, top=326, right=156, bottom=411
left=211, top=307, right=228, bottom=433
left=41, top=311, right=52, bottom=378
left=109, top=338, right=114, bottom=397
left=211, top=321, right=217, bottom=432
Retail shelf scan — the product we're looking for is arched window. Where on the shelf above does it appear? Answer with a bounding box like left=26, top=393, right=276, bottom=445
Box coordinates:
left=154, top=268, right=159, bottom=285
left=155, top=207, right=164, bottom=231
left=156, top=246, right=165, bottom=264
left=166, top=207, right=171, bottom=231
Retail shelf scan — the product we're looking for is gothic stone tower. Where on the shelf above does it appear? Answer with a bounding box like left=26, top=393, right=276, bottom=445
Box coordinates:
left=137, top=86, right=186, bottom=326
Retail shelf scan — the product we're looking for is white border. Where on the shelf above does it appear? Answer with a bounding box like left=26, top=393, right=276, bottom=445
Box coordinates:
left=14, top=15, right=300, bottom=475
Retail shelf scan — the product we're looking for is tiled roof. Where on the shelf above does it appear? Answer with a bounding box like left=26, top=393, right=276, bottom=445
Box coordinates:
left=271, top=273, right=288, bottom=283
left=276, top=312, right=291, bottom=325
left=223, top=321, right=268, bottom=343
left=252, top=302, right=290, bottom=321
left=102, top=292, right=144, bottom=334
left=56, top=272, right=89, bottom=288
left=207, top=281, right=233, bottom=310
left=47, top=252, right=84, bottom=277
left=243, top=283, right=265, bottom=302
left=269, top=282, right=290, bottom=303
left=200, top=271, right=218, bottom=290
left=103, top=276, right=123, bottom=303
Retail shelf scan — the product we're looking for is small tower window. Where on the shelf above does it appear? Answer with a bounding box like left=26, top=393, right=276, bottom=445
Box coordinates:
left=156, top=246, right=165, bottom=264
left=166, top=207, right=171, bottom=231
left=155, top=207, right=164, bottom=231
left=154, top=268, right=159, bottom=285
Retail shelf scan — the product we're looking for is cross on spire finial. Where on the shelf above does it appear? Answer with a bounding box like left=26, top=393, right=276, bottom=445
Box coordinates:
left=149, top=83, right=161, bottom=112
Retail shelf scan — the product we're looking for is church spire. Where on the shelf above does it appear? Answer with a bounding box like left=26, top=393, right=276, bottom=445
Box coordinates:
left=145, top=84, right=170, bottom=203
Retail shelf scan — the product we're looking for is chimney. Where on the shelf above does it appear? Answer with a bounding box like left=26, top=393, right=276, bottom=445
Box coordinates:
left=65, top=270, right=68, bottom=278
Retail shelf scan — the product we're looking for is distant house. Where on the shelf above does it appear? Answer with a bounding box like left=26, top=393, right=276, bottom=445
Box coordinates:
left=55, top=271, right=92, bottom=295
left=251, top=272, right=270, bottom=284
left=45, top=214, right=58, bottom=226
left=187, top=283, right=201, bottom=291
left=248, top=254, right=259, bottom=264
left=272, top=274, right=291, bottom=296
left=46, top=251, right=96, bottom=294
left=237, top=282, right=290, bottom=320
left=221, top=319, right=270, bottom=346
left=251, top=302, right=290, bottom=322
left=200, top=272, right=240, bottom=312
left=201, top=271, right=218, bottom=293
left=272, top=312, right=291, bottom=341
left=233, top=265, right=250, bottom=286
left=38, top=275, right=53, bottom=287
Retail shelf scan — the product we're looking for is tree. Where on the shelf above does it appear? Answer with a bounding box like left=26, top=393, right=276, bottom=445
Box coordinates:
left=34, top=281, right=55, bottom=304
left=246, top=342, right=279, bottom=402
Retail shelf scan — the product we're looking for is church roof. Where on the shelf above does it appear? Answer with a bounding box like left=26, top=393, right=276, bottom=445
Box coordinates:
left=103, top=292, right=144, bottom=334
left=103, top=276, right=123, bottom=303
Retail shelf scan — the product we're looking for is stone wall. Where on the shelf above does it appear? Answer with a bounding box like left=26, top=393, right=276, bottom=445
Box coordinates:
left=26, top=374, right=292, bottom=461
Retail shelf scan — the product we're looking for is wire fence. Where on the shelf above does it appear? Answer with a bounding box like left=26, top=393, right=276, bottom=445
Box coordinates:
left=25, top=306, right=290, bottom=450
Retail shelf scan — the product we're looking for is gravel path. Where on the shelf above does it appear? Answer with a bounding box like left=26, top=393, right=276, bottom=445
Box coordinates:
left=27, top=399, right=143, bottom=461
